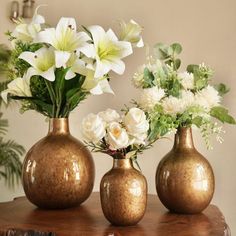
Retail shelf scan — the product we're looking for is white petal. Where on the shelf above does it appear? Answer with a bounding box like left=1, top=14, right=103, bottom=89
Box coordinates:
left=1, top=90, right=9, bottom=103
left=32, top=5, right=46, bottom=24
left=34, top=28, right=56, bottom=44
left=19, top=51, right=37, bottom=68
left=110, top=60, right=125, bottom=75
left=65, top=69, right=76, bottom=80
left=39, top=67, right=55, bottom=81
left=116, top=41, right=133, bottom=58
left=26, top=67, right=39, bottom=79
left=56, top=17, right=77, bottom=35
left=90, top=84, right=103, bottom=95
left=71, top=59, right=88, bottom=76
left=94, top=60, right=110, bottom=78
left=55, top=51, right=71, bottom=68
left=107, top=29, right=118, bottom=41
left=136, top=37, right=144, bottom=48
left=79, top=44, right=96, bottom=58
left=98, top=79, right=114, bottom=94
left=88, top=25, right=105, bottom=46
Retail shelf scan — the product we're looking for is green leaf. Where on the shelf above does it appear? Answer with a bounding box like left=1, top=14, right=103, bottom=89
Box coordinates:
left=171, top=43, right=182, bottom=55
left=210, top=106, right=236, bottom=124
left=173, top=58, right=181, bottom=70
left=187, top=64, right=199, bottom=73
left=192, top=116, right=203, bottom=127
left=154, top=43, right=170, bottom=60
left=214, top=83, right=230, bottom=96
left=143, top=67, right=155, bottom=88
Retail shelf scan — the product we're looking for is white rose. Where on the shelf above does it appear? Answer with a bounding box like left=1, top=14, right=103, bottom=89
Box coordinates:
left=161, top=96, right=184, bottom=115
left=106, top=122, right=129, bottom=150
left=98, top=108, right=120, bottom=123
left=195, top=85, right=221, bottom=110
left=82, top=113, right=106, bottom=143
left=124, top=107, right=149, bottom=144
left=178, top=71, right=194, bottom=90
left=139, top=86, right=165, bottom=111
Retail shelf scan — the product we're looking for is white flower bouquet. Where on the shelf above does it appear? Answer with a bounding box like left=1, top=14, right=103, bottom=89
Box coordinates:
left=133, top=43, right=235, bottom=148
left=82, top=107, right=154, bottom=165
left=1, top=7, right=143, bottom=118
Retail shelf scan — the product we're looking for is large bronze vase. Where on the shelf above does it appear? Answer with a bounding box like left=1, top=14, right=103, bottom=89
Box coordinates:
left=156, top=127, right=215, bottom=214
left=22, top=118, right=95, bottom=209
left=100, top=158, right=147, bottom=226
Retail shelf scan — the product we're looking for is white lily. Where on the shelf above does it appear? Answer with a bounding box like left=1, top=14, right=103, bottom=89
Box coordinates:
left=34, top=17, right=92, bottom=68
left=12, top=6, right=45, bottom=42
left=1, top=76, right=32, bottom=103
left=19, top=47, right=55, bottom=81
left=88, top=25, right=133, bottom=78
left=119, top=19, right=144, bottom=48
left=82, top=69, right=114, bottom=95
left=65, top=53, right=88, bottom=80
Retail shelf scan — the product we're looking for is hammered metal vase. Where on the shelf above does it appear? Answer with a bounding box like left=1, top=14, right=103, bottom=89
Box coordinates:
left=156, top=127, right=215, bottom=214
left=100, top=158, right=147, bottom=226
left=22, top=118, right=95, bottom=209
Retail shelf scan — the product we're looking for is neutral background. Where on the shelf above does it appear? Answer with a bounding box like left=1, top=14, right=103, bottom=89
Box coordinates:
left=0, top=0, right=236, bottom=233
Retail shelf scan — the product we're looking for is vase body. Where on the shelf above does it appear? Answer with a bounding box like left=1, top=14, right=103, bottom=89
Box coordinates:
left=22, top=118, right=95, bottom=209
left=156, top=127, right=215, bottom=214
left=100, top=158, right=147, bottom=226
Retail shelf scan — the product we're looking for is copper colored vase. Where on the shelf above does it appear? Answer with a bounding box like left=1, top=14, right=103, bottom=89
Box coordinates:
left=156, top=127, right=215, bottom=214
left=22, top=118, right=95, bottom=209
left=100, top=158, right=147, bottom=226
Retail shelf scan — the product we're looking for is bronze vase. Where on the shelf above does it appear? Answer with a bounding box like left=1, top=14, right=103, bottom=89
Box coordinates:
left=100, top=158, right=147, bottom=226
left=156, top=127, right=215, bottom=214
left=22, top=118, right=95, bottom=209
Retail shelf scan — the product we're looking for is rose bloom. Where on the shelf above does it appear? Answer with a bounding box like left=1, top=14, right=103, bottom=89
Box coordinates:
left=82, top=113, right=106, bottom=143
left=106, top=122, right=129, bottom=150
left=98, top=108, right=120, bottom=123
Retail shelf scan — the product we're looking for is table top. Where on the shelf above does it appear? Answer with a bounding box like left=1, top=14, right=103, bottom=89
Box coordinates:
left=0, top=192, right=230, bottom=236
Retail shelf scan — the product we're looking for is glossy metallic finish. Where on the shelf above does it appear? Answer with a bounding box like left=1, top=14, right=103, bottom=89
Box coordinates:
left=100, top=158, right=147, bottom=226
left=156, top=127, right=215, bottom=214
left=22, top=118, right=95, bottom=209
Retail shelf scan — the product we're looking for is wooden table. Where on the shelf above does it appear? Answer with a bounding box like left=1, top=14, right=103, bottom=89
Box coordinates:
left=0, top=193, right=230, bottom=236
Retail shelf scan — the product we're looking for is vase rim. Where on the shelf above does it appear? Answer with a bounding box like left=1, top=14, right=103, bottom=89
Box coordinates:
left=48, top=118, right=70, bottom=135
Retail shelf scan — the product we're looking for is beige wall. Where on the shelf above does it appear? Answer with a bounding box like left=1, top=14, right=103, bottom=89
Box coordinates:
left=1, top=0, right=236, bottom=233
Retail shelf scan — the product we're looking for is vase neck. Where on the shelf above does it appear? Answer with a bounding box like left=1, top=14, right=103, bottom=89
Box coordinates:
left=113, top=158, right=133, bottom=169
left=48, top=118, right=70, bottom=135
left=173, top=127, right=194, bottom=150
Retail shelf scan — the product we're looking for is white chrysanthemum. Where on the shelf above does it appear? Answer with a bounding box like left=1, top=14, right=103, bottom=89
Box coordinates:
left=132, top=65, right=145, bottom=88
left=139, top=86, right=165, bottom=111
left=195, top=85, right=221, bottom=110
left=178, top=71, right=194, bottom=90
left=181, top=90, right=195, bottom=108
left=161, top=96, right=184, bottom=115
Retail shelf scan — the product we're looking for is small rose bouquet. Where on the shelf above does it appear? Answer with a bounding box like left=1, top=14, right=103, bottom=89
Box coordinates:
left=1, top=7, right=143, bottom=118
left=82, top=107, right=154, bottom=166
left=133, top=43, right=235, bottom=148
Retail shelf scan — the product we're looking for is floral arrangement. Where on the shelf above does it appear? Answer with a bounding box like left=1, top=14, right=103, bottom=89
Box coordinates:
left=1, top=7, right=143, bottom=118
left=133, top=42, right=235, bottom=148
left=82, top=107, right=154, bottom=166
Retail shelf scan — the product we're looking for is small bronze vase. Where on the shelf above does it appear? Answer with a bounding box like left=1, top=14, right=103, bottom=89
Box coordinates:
left=156, top=127, right=215, bottom=214
left=22, top=118, right=95, bottom=209
left=100, top=158, right=147, bottom=226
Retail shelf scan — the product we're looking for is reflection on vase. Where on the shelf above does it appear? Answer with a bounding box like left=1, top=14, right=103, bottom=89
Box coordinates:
left=156, top=127, right=214, bottom=214
left=22, top=118, right=95, bottom=209
left=100, top=158, right=147, bottom=226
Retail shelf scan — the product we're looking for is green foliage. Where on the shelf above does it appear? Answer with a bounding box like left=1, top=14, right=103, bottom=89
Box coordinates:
left=0, top=44, right=11, bottom=75
left=210, top=106, right=236, bottom=124
left=187, top=64, right=213, bottom=91
left=143, top=68, right=155, bottom=88
left=8, top=41, right=42, bottom=79
left=0, top=113, right=24, bottom=187
left=154, top=42, right=182, bottom=70
left=215, top=83, right=230, bottom=96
